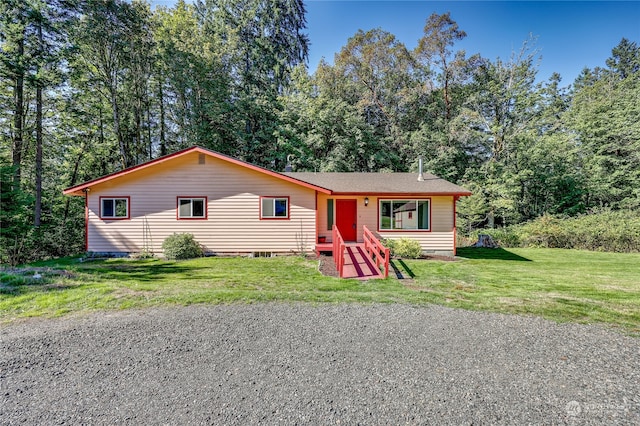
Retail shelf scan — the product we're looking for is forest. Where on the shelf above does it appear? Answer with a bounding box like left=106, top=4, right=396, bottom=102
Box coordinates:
left=1, top=0, right=639, bottom=264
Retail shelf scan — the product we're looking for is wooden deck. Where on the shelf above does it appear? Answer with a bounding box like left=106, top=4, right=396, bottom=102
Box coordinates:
left=321, top=226, right=389, bottom=280
left=315, top=242, right=333, bottom=256
left=317, top=242, right=384, bottom=280
left=341, top=244, right=384, bottom=280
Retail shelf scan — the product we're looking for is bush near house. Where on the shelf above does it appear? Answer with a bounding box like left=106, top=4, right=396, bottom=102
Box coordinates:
left=462, top=210, right=640, bottom=252
left=162, top=233, right=204, bottom=260
left=384, top=238, right=423, bottom=259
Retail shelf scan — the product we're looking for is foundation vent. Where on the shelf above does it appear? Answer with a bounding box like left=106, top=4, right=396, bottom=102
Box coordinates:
left=251, top=252, right=275, bottom=258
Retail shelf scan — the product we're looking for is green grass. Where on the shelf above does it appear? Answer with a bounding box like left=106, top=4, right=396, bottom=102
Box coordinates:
left=1, top=248, right=639, bottom=335
left=402, top=248, right=640, bottom=334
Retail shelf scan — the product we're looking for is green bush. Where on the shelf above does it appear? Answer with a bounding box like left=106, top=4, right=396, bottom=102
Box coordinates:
left=387, top=237, right=423, bottom=259
left=162, top=233, right=204, bottom=260
left=468, top=228, right=522, bottom=248
left=381, top=238, right=396, bottom=253
left=462, top=210, right=640, bottom=253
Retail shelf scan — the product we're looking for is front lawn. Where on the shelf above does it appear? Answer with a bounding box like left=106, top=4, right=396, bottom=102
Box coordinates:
left=403, top=248, right=640, bottom=333
left=1, top=248, right=639, bottom=334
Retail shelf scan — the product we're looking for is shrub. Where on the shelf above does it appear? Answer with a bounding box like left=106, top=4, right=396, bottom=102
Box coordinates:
left=381, top=238, right=396, bottom=253
left=388, top=238, right=422, bottom=259
left=461, top=210, right=640, bottom=253
left=468, top=228, right=522, bottom=248
left=162, top=233, right=203, bottom=260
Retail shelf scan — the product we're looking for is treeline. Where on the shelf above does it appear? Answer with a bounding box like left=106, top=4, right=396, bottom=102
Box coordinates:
left=1, top=0, right=639, bottom=264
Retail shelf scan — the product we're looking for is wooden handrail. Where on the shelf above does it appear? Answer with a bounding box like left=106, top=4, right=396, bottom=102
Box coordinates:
left=363, top=225, right=390, bottom=278
left=332, top=225, right=346, bottom=277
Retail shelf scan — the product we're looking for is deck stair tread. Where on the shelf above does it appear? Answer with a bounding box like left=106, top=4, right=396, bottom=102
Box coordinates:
left=341, top=243, right=384, bottom=280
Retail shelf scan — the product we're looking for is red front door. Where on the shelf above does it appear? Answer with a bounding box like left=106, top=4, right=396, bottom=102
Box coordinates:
left=336, top=199, right=357, bottom=241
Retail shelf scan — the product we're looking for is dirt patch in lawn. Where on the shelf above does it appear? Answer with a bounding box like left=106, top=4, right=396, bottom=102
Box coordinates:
left=317, top=255, right=340, bottom=278
left=421, top=254, right=458, bottom=262
left=1, top=267, right=76, bottom=279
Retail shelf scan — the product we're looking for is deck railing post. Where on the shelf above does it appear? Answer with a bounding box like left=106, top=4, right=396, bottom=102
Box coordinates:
left=332, top=224, right=346, bottom=278
left=383, top=248, right=390, bottom=278
left=362, top=225, right=390, bottom=279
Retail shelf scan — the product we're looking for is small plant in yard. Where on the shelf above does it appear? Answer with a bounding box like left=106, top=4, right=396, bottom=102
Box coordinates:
left=387, top=238, right=422, bottom=259
left=294, top=219, right=308, bottom=256
left=130, top=250, right=155, bottom=260
left=162, top=233, right=203, bottom=260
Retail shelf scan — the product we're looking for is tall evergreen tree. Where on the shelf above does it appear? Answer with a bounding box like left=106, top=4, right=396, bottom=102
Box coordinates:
left=72, top=0, right=155, bottom=168
left=567, top=39, right=640, bottom=209
left=196, top=0, right=309, bottom=166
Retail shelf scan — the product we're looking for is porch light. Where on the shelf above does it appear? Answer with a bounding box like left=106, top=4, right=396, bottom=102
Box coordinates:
left=364, top=197, right=369, bottom=207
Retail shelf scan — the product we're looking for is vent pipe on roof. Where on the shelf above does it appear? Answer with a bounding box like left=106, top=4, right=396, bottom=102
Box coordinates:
left=417, top=157, right=424, bottom=181
left=285, top=154, right=294, bottom=172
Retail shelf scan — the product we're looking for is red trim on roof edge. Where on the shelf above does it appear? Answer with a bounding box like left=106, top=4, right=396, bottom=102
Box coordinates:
left=330, top=191, right=472, bottom=197
left=63, top=146, right=331, bottom=196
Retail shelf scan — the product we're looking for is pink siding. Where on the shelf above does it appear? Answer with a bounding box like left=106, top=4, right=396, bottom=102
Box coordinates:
left=316, top=194, right=456, bottom=253
left=87, top=152, right=316, bottom=255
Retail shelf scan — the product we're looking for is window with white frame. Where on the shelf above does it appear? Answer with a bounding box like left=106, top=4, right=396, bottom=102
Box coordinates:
left=100, top=197, right=129, bottom=219
left=261, top=197, right=289, bottom=219
left=379, top=199, right=430, bottom=231
left=178, top=197, right=206, bottom=219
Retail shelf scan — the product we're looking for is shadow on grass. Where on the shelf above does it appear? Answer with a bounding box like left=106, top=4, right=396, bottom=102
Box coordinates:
left=0, top=261, right=196, bottom=298
left=457, top=247, right=532, bottom=262
left=397, top=259, right=416, bottom=278
left=0, top=280, right=83, bottom=296
left=389, top=260, right=403, bottom=279
left=81, top=262, right=197, bottom=282
left=389, top=259, right=416, bottom=279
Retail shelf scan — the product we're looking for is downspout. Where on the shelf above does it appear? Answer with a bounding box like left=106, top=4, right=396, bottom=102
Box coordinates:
left=84, top=189, right=90, bottom=252
left=315, top=191, right=318, bottom=250
left=453, top=196, right=458, bottom=256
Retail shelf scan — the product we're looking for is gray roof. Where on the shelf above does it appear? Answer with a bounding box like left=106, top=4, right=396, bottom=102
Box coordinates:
left=285, top=172, right=471, bottom=195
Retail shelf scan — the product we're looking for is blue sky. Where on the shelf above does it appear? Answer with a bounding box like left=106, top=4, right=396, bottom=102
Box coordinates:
left=149, top=1, right=640, bottom=85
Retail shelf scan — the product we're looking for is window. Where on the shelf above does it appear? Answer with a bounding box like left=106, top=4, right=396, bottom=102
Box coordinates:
left=100, top=197, right=129, bottom=220
left=379, top=199, right=430, bottom=231
left=261, top=196, right=289, bottom=219
left=177, top=197, right=207, bottom=219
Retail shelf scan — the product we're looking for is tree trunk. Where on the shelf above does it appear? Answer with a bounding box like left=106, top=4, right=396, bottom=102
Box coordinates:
left=12, top=33, right=25, bottom=191
left=63, top=141, right=87, bottom=224
left=145, top=82, right=152, bottom=160
left=441, top=53, right=451, bottom=121
left=158, top=76, right=166, bottom=156
left=34, top=22, right=43, bottom=227
left=135, top=93, right=141, bottom=164
left=110, top=86, right=128, bottom=168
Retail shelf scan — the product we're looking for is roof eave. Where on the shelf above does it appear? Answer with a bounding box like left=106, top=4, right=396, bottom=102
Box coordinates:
left=330, top=191, right=473, bottom=197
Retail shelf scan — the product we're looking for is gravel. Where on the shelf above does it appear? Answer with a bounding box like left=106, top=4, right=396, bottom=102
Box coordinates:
left=1, top=303, right=639, bottom=425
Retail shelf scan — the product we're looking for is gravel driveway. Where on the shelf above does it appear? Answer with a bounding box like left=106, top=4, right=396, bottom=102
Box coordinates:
left=1, top=304, right=639, bottom=425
